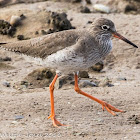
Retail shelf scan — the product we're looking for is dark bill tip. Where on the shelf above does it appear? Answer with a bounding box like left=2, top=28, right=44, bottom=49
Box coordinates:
left=113, top=32, right=138, bottom=48
left=0, top=43, right=7, bottom=45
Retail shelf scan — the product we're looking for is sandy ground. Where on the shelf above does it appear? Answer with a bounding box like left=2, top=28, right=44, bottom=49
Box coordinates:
left=0, top=1, right=140, bottom=140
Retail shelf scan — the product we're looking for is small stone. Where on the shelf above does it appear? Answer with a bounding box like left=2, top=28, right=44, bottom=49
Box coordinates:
left=135, top=119, right=140, bottom=124
left=124, top=4, right=137, bottom=13
left=117, top=77, right=127, bottom=81
left=15, top=115, right=24, bottom=120
left=17, top=35, right=24, bottom=40
left=1, top=56, right=11, bottom=61
left=99, top=78, right=113, bottom=87
left=80, top=6, right=91, bottom=13
left=79, top=80, right=97, bottom=87
left=71, top=0, right=81, bottom=3
left=45, top=29, right=54, bottom=34
left=114, top=82, right=120, bottom=86
left=41, top=30, right=47, bottom=35
left=10, top=15, right=21, bottom=26
left=72, top=131, right=78, bottom=136
left=21, top=81, right=27, bottom=85
left=69, top=18, right=73, bottom=21
left=89, top=61, right=104, bottom=72
left=79, top=71, right=89, bottom=78
left=135, top=65, right=140, bottom=69
left=2, top=81, right=10, bottom=87
left=20, top=81, right=29, bottom=88
left=108, top=83, right=114, bottom=87
left=86, top=0, right=91, bottom=4
left=35, top=31, right=39, bottom=35
left=127, top=115, right=140, bottom=124
left=87, top=21, right=92, bottom=24
left=93, top=4, right=110, bottom=13
left=11, top=121, right=18, bottom=124
left=55, top=74, right=74, bottom=89
left=78, top=132, right=88, bottom=137
left=47, top=19, right=51, bottom=24
left=7, top=26, right=16, bottom=36
left=20, top=14, right=26, bottom=20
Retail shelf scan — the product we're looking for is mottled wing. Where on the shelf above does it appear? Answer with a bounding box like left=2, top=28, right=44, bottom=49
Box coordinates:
left=0, top=29, right=80, bottom=59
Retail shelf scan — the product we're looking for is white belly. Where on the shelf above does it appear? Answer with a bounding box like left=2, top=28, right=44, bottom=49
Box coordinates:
left=44, top=47, right=102, bottom=74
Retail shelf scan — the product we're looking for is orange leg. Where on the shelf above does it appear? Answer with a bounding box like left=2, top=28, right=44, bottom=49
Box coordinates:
left=74, top=74, right=124, bottom=115
left=48, top=74, right=64, bottom=127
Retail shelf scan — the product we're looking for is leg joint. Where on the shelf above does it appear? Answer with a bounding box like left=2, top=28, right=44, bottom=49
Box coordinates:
left=74, top=86, right=80, bottom=93
left=49, top=84, right=54, bottom=91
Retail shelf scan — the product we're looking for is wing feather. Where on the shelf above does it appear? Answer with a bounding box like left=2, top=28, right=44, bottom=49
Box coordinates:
left=0, top=29, right=80, bottom=59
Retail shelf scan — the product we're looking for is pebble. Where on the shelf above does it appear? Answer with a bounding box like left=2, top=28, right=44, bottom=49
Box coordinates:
left=127, top=114, right=140, bottom=124
left=117, top=77, right=127, bottom=81
left=20, top=14, right=26, bottom=20
left=79, top=79, right=97, bottom=87
left=72, top=131, right=77, bottom=136
left=114, top=83, right=120, bottom=86
left=68, top=102, right=71, bottom=104
left=21, top=81, right=28, bottom=85
left=79, top=71, right=89, bottom=78
left=69, top=18, right=73, bottom=21
left=17, top=35, right=24, bottom=40
left=0, top=56, right=11, bottom=61
left=15, top=115, right=24, bottom=120
left=135, top=65, right=140, bottom=69
left=35, top=31, right=39, bottom=35
left=11, top=121, right=18, bottom=125
left=78, top=132, right=88, bottom=137
left=89, top=61, right=104, bottom=72
left=41, top=30, right=47, bottom=35
left=10, top=15, right=21, bottom=26
left=72, top=131, right=88, bottom=137
left=55, top=74, right=74, bottom=89
left=2, top=81, right=10, bottom=87
left=71, top=0, right=81, bottom=3
left=93, top=4, right=110, bottom=13
left=80, top=6, right=91, bottom=13
left=87, top=21, right=92, bottom=24
left=45, top=29, right=54, bottom=34
left=124, top=4, right=137, bottom=13
left=86, top=0, right=91, bottom=4
left=20, top=81, right=29, bottom=88
left=99, top=78, right=114, bottom=87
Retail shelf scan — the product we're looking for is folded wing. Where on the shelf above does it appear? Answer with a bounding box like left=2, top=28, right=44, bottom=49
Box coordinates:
left=0, top=29, right=80, bottom=59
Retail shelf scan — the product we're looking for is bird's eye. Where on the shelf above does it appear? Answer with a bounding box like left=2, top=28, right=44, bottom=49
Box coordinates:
left=101, top=25, right=109, bottom=30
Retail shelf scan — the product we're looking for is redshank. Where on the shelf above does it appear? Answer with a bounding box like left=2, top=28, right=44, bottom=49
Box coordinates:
left=0, top=18, right=138, bottom=127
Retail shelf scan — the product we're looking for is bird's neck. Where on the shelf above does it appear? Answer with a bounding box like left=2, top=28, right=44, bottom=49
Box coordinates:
left=95, top=33, right=112, bottom=56
left=88, top=28, right=112, bottom=56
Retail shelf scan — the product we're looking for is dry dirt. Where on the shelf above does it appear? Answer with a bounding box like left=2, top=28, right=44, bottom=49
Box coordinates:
left=0, top=1, right=140, bottom=140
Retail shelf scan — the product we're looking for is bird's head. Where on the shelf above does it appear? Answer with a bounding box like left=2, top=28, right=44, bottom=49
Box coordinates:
left=91, top=18, right=138, bottom=48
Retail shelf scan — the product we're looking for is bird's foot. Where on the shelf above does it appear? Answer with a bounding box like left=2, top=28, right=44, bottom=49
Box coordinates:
left=101, top=101, right=124, bottom=116
left=48, top=115, right=65, bottom=127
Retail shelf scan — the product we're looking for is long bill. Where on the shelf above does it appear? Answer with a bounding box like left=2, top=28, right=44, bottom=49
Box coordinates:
left=113, top=32, right=138, bottom=48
